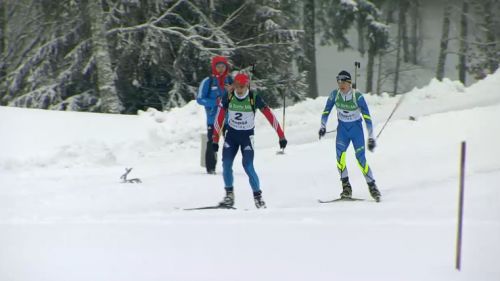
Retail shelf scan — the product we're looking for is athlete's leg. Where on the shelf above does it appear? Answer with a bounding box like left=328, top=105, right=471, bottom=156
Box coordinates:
left=351, top=121, right=375, bottom=183
left=205, top=126, right=217, bottom=173
left=222, top=131, right=240, bottom=189
left=240, top=134, right=260, bottom=192
left=336, top=123, right=351, bottom=180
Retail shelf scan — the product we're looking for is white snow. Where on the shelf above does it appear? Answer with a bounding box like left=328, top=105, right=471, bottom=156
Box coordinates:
left=1, top=71, right=500, bottom=281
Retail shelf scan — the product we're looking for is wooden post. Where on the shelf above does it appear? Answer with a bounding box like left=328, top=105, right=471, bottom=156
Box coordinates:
left=456, top=141, right=466, bottom=270
left=200, top=133, right=207, bottom=167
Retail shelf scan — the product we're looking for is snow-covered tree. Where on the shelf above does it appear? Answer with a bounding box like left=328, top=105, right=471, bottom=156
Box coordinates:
left=0, top=0, right=102, bottom=111
left=300, top=0, right=318, bottom=99
left=318, top=0, right=388, bottom=93
left=467, top=0, right=499, bottom=80
left=240, top=0, right=306, bottom=106
left=0, top=0, right=305, bottom=113
left=84, top=0, right=123, bottom=113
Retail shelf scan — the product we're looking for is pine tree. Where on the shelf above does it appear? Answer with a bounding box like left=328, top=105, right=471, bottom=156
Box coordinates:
left=467, top=0, right=499, bottom=79
left=3, top=0, right=91, bottom=109
left=302, top=0, right=318, bottom=99
left=317, top=0, right=387, bottom=94
left=359, top=1, right=388, bottom=93
left=0, top=0, right=305, bottom=112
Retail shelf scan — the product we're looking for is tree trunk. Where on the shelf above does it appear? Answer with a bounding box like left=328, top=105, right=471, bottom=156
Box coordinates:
left=410, top=0, right=420, bottom=65
left=458, top=0, right=468, bottom=84
left=376, top=53, right=383, bottom=95
left=0, top=0, right=6, bottom=80
left=85, top=0, right=122, bottom=113
left=366, top=45, right=375, bottom=94
left=0, top=0, right=5, bottom=105
left=436, top=0, right=452, bottom=81
left=303, top=0, right=318, bottom=98
left=393, top=3, right=404, bottom=95
left=401, top=1, right=409, bottom=63
left=209, top=0, right=216, bottom=22
left=357, top=18, right=365, bottom=56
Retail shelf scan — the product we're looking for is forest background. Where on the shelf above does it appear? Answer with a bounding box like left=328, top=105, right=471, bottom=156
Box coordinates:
left=0, top=0, right=498, bottom=114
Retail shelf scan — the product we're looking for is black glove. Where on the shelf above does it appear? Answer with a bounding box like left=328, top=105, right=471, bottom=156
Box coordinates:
left=279, top=138, right=287, bottom=149
left=368, top=138, right=376, bottom=152
left=318, top=128, right=326, bottom=139
left=212, top=142, right=219, bottom=152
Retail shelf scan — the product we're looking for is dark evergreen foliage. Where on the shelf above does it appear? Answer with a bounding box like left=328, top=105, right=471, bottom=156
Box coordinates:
left=0, top=0, right=305, bottom=113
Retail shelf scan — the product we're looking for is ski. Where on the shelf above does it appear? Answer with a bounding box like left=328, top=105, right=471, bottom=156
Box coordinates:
left=318, top=197, right=365, bottom=203
left=183, top=204, right=236, bottom=211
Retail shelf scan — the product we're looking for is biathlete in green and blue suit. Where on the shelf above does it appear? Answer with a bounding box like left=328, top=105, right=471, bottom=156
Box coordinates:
left=319, top=70, right=381, bottom=202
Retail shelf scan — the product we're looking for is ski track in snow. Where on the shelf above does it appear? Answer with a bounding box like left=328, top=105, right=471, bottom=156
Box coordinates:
left=1, top=72, right=500, bottom=281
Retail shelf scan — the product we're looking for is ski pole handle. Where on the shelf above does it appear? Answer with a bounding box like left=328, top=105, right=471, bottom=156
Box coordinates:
left=354, top=61, right=360, bottom=89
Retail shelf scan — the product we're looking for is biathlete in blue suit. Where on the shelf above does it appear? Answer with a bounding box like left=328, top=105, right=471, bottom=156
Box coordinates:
left=319, top=70, right=381, bottom=201
left=196, top=56, right=233, bottom=174
left=212, top=73, right=287, bottom=209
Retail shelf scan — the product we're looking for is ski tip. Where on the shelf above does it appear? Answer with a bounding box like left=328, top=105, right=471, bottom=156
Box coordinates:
left=319, top=197, right=365, bottom=203
left=183, top=205, right=237, bottom=211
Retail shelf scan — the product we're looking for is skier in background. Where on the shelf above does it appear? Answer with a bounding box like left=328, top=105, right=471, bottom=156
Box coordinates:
left=212, top=73, right=287, bottom=209
left=196, top=56, right=233, bottom=174
left=319, top=70, right=381, bottom=202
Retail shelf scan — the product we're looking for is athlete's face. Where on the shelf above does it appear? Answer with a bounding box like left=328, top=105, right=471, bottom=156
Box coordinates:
left=215, top=63, right=227, bottom=75
left=337, top=80, right=351, bottom=93
left=234, top=82, right=248, bottom=96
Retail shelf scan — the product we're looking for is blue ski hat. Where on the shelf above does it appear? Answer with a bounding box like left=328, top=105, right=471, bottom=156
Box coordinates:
left=336, top=70, right=352, bottom=83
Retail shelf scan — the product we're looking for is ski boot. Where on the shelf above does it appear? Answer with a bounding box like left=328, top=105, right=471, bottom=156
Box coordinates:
left=253, top=191, right=267, bottom=209
left=219, top=189, right=234, bottom=208
left=340, top=177, right=352, bottom=199
left=368, top=182, right=381, bottom=202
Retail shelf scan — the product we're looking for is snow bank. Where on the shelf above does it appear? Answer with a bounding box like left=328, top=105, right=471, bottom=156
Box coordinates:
left=1, top=70, right=499, bottom=171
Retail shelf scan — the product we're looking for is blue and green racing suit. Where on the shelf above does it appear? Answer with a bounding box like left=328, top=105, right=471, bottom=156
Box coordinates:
left=320, top=88, right=376, bottom=184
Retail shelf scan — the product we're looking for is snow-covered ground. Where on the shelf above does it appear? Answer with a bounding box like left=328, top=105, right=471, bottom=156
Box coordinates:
left=1, top=72, right=499, bottom=281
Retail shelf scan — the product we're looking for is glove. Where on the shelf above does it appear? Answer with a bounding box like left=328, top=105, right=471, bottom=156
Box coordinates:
left=368, top=138, right=376, bottom=152
left=212, top=142, right=219, bottom=152
left=318, top=128, right=326, bottom=139
left=279, top=138, right=287, bottom=149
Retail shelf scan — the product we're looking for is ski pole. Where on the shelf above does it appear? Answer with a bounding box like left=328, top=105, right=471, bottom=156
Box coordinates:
left=376, top=93, right=405, bottom=140
left=282, top=91, right=286, bottom=134
left=325, top=129, right=337, bottom=134
left=280, top=90, right=286, bottom=154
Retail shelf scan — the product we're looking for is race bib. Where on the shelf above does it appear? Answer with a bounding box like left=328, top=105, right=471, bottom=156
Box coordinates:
left=337, top=109, right=361, bottom=122
left=228, top=111, right=255, bottom=130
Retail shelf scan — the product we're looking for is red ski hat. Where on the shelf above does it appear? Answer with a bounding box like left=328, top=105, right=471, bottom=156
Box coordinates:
left=234, top=73, right=249, bottom=86
left=211, top=56, right=229, bottom=76
left=210, top=55, right=230, bottom=89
